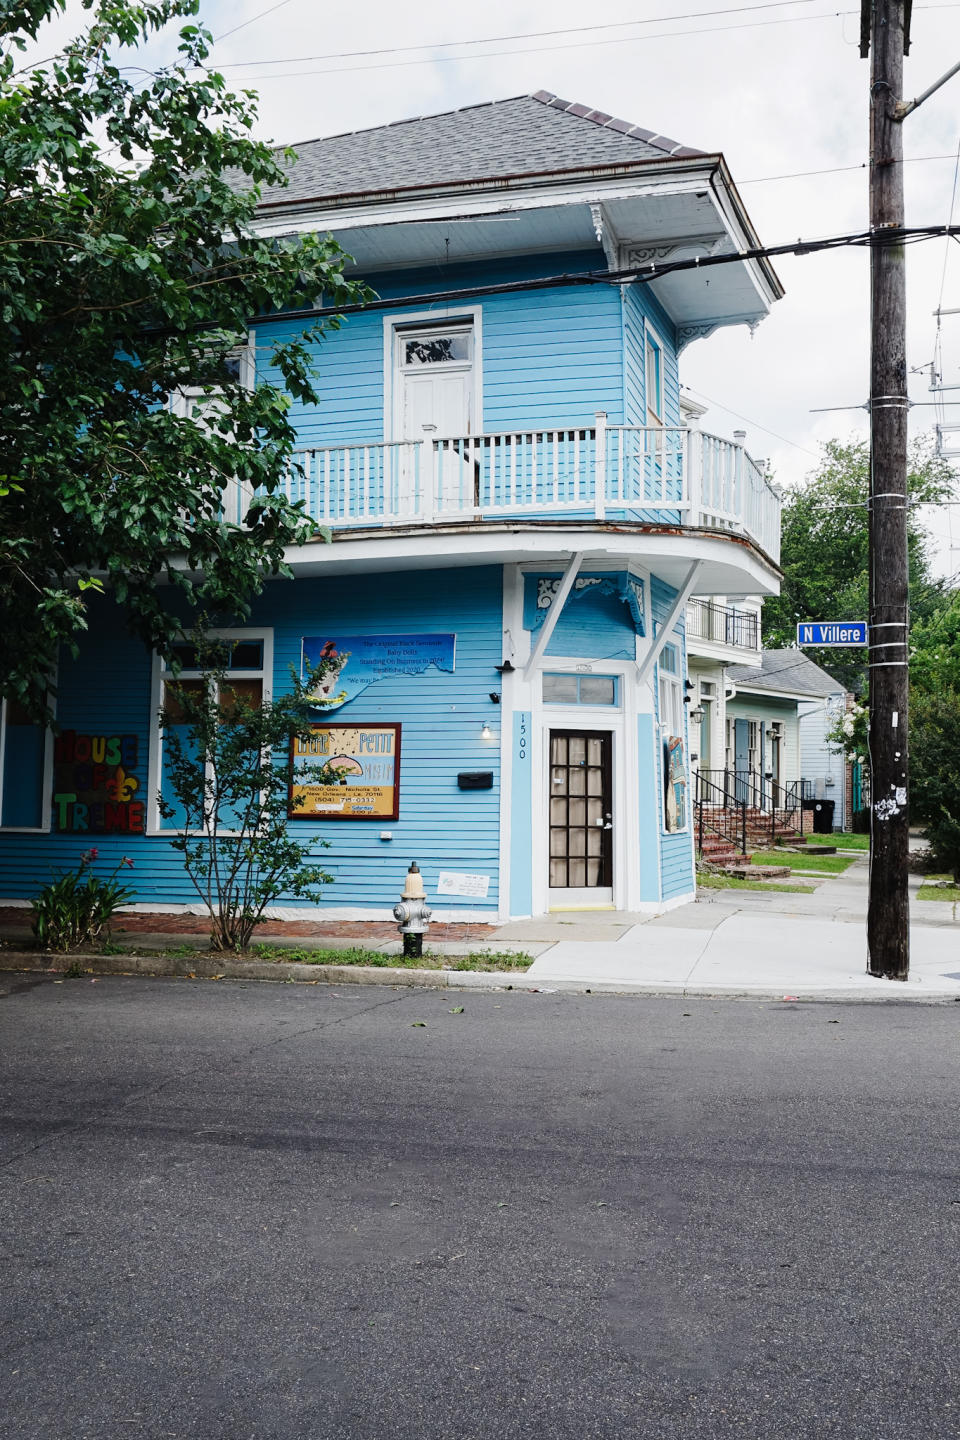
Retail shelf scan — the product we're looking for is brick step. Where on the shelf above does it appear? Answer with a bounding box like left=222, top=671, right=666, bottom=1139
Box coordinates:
left=721, top=863, right=793, bottom=880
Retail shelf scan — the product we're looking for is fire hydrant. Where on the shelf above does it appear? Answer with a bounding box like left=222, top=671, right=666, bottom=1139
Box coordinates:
left=394, top=861, right=432, bottom=959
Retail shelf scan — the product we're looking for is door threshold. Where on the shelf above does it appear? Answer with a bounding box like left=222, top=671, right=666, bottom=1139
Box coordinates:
left=549, top=904, right=617, bottom=912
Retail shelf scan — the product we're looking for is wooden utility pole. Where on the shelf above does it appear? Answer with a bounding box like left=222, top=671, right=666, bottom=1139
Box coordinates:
left=864, top=0, right=910, bottom=979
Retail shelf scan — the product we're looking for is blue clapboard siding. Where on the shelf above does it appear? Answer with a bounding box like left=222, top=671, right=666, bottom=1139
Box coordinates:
left=0, top=574, right=505, bottom=913
left=620, top=283, right=683, bottom=524
left=250, top=568, right=503, bottom=911
left=651, top=575, right=695, bottom=901
left=256, top=252, right=628, bottom=446
left=522, top=574, right=637, bottom=661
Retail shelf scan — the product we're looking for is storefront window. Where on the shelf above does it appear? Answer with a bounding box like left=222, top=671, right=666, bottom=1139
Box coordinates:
left=153, top=632, right=271, bottom=833
left=0, top=698, right=49, bottom=830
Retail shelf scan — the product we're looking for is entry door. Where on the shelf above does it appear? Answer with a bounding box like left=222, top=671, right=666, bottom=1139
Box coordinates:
left=549, top=731, right=613, bottom=903
left=397, top=326, right=474, bottom=513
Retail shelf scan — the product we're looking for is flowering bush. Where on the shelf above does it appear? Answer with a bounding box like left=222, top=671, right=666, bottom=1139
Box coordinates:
left=31, top=849, right=136, bottom=952
left=827, top=702, right=869, bottom=766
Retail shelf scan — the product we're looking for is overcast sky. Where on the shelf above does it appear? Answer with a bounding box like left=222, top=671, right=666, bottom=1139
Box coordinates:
left=22, top=0, right=960, bottom=573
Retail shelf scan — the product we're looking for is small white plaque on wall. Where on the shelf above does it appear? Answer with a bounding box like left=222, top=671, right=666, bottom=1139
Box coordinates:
left=436, top=871, right=490, bottom=898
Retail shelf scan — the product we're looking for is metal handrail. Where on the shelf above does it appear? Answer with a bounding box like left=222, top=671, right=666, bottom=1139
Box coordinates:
left=695, top=769, right=804, bottom=850
left=695, top=770, right=748, bottom=857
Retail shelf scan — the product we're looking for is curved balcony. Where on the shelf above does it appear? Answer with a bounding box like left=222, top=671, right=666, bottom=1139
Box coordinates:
left=264, top=419, right=781, bottom=566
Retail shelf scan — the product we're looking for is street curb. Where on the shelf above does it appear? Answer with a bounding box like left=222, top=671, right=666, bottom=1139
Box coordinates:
left=2, top=950, right=959, bottom=1002
left=0, top=950, right=541, bottom=991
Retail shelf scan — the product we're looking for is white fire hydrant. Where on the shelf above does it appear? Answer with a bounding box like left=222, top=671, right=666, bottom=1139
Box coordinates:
left=394, top=861, right=432, bottom=959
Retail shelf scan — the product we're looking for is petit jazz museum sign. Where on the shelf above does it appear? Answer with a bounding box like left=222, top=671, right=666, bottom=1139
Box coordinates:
left=53, top=730, right=144, bottom=834
left=796, top=621, right=868, bottom=648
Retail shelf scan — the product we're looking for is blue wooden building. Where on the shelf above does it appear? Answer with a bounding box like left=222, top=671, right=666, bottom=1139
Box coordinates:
left=0, top=92, right=784, bottom=920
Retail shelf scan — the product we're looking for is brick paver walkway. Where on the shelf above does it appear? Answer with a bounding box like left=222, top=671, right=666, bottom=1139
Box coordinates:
left=0, top=907, right=495, bottom=943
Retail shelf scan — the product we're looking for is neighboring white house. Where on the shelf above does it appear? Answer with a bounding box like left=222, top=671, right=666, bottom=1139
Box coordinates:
left=724, top=650, right=850, bottom=830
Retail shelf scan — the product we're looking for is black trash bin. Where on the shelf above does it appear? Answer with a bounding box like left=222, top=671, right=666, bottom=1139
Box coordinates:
left=812, top=799, right=835, bottom=834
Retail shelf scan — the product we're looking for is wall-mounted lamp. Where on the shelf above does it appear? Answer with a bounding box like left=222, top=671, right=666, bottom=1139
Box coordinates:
left=480, top=722, right=493, bottom=739
left=684, top=679, right=695, bottom=692
left=495, top=660, right=515, bottom=674
left=689, top=706, right=705, bottom=724
left=489, top=692, right=501, bottom=704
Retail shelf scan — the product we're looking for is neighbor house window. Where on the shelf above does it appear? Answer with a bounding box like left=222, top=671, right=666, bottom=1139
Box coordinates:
left=0, top=698, right=50, bottom=830
left=152, top=632, right=272, bottom=833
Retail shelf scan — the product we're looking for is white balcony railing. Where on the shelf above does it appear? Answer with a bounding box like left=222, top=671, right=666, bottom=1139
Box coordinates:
left=270, top=415, right=780, bottom=563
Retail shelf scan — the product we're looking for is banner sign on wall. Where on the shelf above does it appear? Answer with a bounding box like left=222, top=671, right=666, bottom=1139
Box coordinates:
left=301, top=634, right=455, bottom=710
left=662, top=730, right=687, bottom=833
left=289, top=723, right=401, bottom=821
left=53, top=730, right=144, bottom=834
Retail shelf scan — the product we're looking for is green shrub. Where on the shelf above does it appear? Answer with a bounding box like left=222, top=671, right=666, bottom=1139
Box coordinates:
left=31, top=849, right=136, bottom=952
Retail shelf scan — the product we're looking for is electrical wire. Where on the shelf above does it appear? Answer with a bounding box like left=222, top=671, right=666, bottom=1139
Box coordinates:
left=217, top=10, right=854, bottom=83
left=737, top=152, right=960, bottom=185
left=211, top=0, right=300, bottom=45
left=208, top=1, right=821, bottom=69
left=680, top=386, right=819, bottom=458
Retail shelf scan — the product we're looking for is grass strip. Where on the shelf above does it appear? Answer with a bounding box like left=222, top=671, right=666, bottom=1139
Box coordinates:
left=751, top=849, right=857, bottom=875
left=917, top=880, right=960, bottom=903
left=823, top=832, right=871, bottom=851
left=247, top=944, right=534, bottom=972
left=697, top=873, right=815, bottom=894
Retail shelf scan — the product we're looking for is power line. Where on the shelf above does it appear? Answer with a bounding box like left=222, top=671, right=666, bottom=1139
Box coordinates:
left=680, top=386, right=820, bottom=458
left=208, top=1, right=820, bottom=70
left=212, top=0, right=300, bottom=45
left=239, top=225, right=960, bottom=323
left=737, top=151, right=960, bottom=184
left=217, top=10, right=855, bottom=83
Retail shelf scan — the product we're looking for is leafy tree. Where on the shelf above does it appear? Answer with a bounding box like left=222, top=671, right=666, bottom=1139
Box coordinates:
left=0, top=0, right=370, bottom=720
left=157, top=636, right=345, bottom=951
left=761, top=438, right=952, bottom=693
left=909, top=590, right=960, bottom=879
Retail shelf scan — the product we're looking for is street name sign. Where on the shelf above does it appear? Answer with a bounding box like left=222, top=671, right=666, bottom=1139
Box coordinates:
left=796, top=621, right=868, bottom=647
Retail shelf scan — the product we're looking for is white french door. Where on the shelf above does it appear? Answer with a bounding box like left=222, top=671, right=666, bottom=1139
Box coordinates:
left=395, top=324, right=474, bottom=514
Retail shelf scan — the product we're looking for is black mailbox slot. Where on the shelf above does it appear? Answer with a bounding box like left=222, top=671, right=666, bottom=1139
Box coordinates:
left=458, top=771, right=494, bottom=791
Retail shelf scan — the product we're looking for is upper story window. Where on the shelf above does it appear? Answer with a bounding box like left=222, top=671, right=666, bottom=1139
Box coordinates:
left=402, top=330, right=472, bottom=367
left=398, top=325, right=473, bottom=369
left=645, top=331, right=664, bottom=428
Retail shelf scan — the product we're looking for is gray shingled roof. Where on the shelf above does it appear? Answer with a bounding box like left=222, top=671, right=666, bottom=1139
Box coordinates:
left=727, top=650, right=846, bottom=698
left=249, top=91, right=705, bottom=208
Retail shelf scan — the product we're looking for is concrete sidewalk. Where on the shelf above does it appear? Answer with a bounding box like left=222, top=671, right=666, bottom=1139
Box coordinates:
left=507, top=857, right=960, bottom=999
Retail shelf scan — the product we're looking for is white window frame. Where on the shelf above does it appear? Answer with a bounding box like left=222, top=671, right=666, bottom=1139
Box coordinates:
left=0, top=694, right=55, bottom=833
left=644, top=322, right=665, bottom=429
left=148, top=628, right=274, bottom=836
left=383, top=305, right=483, bottom=442
left=169, top=335, right=255, bottom=525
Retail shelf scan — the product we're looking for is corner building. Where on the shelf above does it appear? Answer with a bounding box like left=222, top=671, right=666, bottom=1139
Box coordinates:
left=0, top=93, right=784, bottom=921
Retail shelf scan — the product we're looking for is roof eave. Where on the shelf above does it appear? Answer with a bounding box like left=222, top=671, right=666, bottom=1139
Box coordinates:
left=250, top=152, right=728, bottom=217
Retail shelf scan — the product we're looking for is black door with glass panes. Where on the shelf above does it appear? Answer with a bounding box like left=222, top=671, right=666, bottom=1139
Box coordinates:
left=549, top=731, right=613, bottom=889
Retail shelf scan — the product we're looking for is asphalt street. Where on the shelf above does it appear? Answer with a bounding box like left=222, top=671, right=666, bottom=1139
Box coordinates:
left=2, top=975, right=959, bottom=1440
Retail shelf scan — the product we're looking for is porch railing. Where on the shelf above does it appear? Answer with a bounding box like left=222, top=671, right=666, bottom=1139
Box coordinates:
left=277, top=415, right=781, bottom=560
